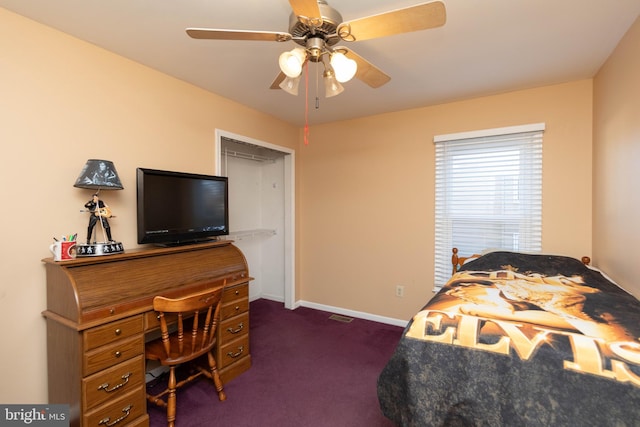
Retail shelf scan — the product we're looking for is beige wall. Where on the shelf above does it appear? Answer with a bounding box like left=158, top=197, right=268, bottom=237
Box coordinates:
left=0, top=8, right=298, bottom=404
left=593, top=16, right=640, bottom=297
left=4, top=5, right=636, bottom=406
left=300, top=81, right=593, bottom=320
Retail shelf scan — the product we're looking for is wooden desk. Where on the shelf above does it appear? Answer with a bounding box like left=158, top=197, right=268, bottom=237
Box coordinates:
left=42, top=241, right=252, bottom=427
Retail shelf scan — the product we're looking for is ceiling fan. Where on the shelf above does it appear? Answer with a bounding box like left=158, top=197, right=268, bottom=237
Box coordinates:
left=186, top=0, right=446, bottom=97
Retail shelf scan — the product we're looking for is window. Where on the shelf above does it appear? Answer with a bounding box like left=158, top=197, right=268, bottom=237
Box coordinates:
left=433, top=124, right=544, bottom=289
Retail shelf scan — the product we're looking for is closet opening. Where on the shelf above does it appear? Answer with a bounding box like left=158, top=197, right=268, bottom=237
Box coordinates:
left=215, top=130, right=295, bottom=309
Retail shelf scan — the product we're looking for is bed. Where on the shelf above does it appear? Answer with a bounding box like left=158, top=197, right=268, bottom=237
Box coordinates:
left=377, top=250, right=640, bottom=426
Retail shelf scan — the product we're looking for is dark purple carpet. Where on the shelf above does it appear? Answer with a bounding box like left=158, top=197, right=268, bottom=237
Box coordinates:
left=147, top=298, right=404, bottom=426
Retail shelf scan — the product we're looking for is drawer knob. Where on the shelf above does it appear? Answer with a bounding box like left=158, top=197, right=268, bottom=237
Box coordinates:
left=235, top=290, right=240, bottom=295
left=226, top=322, right=244, bottom=334
left=114, top=328, right=122, bottom=336
left=97, top=372, right=131, bottom=393
left=235, top=305, right=240, bottom=311
left=114, top=351, right=122, bottom=358
left=98, top=404, right=132, bottom=427
left=227, top=346, right=244, bottom=359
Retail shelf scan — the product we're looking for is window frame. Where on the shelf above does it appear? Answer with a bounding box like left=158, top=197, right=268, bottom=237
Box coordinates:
left=433, top=123, right=545, bottom=290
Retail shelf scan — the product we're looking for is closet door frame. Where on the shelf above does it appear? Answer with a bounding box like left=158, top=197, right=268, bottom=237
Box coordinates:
left=214, top=129, right=296, bottom=309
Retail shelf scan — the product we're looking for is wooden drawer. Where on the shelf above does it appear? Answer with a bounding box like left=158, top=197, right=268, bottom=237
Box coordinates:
left=219, top=334, right=249, bottom=369
left=219, top=311, right=249, bottom=342
left=143, top=310, right=180, bottom=332
left=84, top=316, right=144, bottom=351
left=84, top=334, right=144, bottom=376
left=221, top=298, right=249, bottom=321
left=220, top=354, right=251, bottom=384
left=125, top=414, right=149, bottom=427
left=83, top=355, right=145, bottom=410
left=83, top=387, right=147, bottom=427
left=223, top=283, right=248, bottom=302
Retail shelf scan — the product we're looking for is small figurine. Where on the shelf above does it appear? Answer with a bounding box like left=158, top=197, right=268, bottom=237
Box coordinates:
left=84, top=193, right=114, bottom=244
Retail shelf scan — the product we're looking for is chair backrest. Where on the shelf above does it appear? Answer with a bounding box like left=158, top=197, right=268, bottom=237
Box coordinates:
left=152, top=283, right=225, bottom=363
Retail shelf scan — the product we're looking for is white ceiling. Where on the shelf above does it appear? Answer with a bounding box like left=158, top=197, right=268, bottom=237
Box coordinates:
left=2, top=0, right=639, bottom=127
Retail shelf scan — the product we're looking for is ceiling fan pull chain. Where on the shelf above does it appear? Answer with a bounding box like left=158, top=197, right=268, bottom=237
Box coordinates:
left=304, top=62, right=310, bottom=145
left=315, top=62, right=320, bottom=110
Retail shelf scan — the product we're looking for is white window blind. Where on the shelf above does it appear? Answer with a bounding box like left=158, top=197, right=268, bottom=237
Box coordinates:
left=433, top=124, right=544, bottom=289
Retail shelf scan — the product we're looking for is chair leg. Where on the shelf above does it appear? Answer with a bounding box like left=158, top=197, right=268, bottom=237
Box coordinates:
left=207, top=352, right=227, bottom=401
left=166, top=366, right=177, bottom=427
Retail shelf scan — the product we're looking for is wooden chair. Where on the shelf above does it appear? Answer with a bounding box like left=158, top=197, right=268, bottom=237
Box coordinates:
left=145, top=283, right=227, bottom=427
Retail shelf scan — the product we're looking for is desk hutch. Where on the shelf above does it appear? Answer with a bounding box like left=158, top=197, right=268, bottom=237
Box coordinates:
left=42, top=241, right=252, bottom=427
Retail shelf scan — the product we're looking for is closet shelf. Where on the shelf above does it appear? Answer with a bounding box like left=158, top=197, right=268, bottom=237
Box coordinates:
left=223, top=149, right=276, bottom=163
left=222, top=229, right=276, bottom=241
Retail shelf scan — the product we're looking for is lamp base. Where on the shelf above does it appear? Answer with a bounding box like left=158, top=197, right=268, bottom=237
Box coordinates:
left=76, top=242, right=124, bottom=257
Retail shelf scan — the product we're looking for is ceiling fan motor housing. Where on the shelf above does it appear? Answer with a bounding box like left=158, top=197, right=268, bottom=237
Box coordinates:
left=288, top=0, right=342, bottom=50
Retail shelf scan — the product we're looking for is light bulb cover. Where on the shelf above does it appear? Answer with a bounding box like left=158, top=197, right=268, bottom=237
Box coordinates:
left=330, top=52, right=357, bottom=83
left=279, top=48, right=306, bottom=78
left=324, top=70, right=344, bottom=98
left=279, top=75, right=301, bottom=96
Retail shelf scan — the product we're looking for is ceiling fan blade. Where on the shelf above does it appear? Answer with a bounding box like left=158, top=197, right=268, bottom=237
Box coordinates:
left=337, top=1, right=446, bottom=42
left=288, top=0, right=322, bottom=22
left=336, top=47, right=391, bottom=88
left=270, top=72, right=287, bottom=89
left=186, top=28, right=292, bottom=42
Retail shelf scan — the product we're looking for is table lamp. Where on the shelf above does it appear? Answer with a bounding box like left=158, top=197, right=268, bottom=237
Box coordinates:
left=73, top=159, right=125, bottom=257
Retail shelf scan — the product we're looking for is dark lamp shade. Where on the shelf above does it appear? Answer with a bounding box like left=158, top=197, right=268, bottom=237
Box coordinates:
left=74, top=159, right=124, bottom=190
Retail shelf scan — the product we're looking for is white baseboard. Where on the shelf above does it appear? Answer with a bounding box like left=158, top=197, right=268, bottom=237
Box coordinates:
left=297, top=300, right=409, bottom=328
left=252, top=295, right=409, bottom=327
left=254, top=293, right=283, bottom=303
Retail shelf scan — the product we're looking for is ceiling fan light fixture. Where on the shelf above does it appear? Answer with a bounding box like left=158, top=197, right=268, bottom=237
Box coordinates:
left=187, top=1, right=447, bottom=99
left=323, top=69, right=344, bottom=98
left=278, top=47, right=306, bottom=78
left=279, top=75, right=301, bottom=96
left=330, top=52, right=357, bottom=83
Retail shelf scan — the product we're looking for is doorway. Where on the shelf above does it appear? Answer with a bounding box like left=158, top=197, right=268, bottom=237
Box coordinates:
left=215, top=129, right=295, bottom=309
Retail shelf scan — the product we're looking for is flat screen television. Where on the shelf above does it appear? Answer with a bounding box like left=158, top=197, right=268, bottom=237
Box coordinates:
left=136, top=168, right=229, bottom=245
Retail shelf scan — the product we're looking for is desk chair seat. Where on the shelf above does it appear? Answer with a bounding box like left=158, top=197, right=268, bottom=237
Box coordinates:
left=146, top=284, right=227, bottom=427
